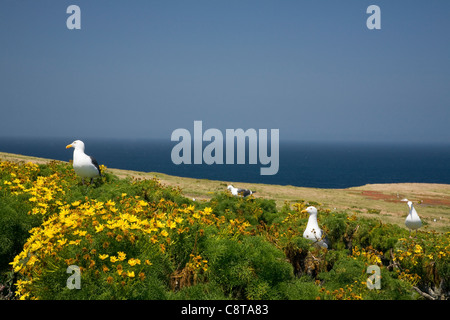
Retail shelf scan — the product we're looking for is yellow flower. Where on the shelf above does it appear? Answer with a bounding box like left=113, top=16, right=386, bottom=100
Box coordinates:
left=117, top=251, right=126, bottom=261
left=127, top=271, right=135, bottom=277
left=29, top=197, right=37, bottom=202
left=139, top=200, right=148, bottom=207
left=27, top=255, right=37, bottom=266
left=160, top=230, right=169, bottom=237
left=73, top=230, right=87, bottom=237
left=175, top=217, right=184, bottom=224
left=167, top=220, right=176, bottom=229
left=128, top=258, right=141, bottom=266
left=99, top=254, right=109, bottom=260
left=69, top=239, right=81, bottom=246
left=110, top=256, right=119, bottom=263
left=95, top=224, right=104, bottom=233
left=71, top=201, right=81, bottom=206
left=145, top=259, right=152, bottom=266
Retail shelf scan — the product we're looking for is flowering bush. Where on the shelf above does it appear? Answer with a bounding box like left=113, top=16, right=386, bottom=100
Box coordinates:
left=1, top=159, right=449, bottom=300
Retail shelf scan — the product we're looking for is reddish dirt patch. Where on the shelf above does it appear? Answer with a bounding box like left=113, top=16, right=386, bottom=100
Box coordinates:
left=360, top=191, right=400, bottom=203
left=419, top=198, right=450, bottom=206
left=360, top=190, right=450, bottom=206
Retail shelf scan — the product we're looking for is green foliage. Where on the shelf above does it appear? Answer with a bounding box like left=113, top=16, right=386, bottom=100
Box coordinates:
left=0, top=195, right=41, bottom=272
left=204, top=236, right=293, bottom=299
left=1, top=159, right=449, bottom=300
left=208, top=192, right=277, bottom=225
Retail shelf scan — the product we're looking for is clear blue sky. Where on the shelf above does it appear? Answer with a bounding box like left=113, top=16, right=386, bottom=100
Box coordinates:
left=1, top=0, right=449, bottom=143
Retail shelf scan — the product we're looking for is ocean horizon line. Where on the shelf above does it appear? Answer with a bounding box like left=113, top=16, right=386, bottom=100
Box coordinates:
left=1, top=137, right=449, bottom=189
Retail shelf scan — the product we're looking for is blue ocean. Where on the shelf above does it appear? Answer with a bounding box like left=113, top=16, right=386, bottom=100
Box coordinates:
left=1, top=137, right=449, bottom=189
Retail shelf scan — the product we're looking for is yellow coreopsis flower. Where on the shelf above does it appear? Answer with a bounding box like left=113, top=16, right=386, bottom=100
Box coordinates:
left=175, top=217, right=184, bottom=224
left=99, top=254, right=109, bottom=260
left=139, top=200, right=148, bottom=207
left=127, top=271, right=135, bottom=277
left=167, top=220, right=176, bottom=229
left=110, top=207, right=118, bottom=213
left=156, top=220, right=165, bottom=229
left=110, top=256, right=119, bottom=263
left=128, top=258, right=141, bottom=266
left=414, top=245, right=423, bottom=254
left=117, top=251, right=126, bottom=261
left=160, top=230, right=169, bottom=237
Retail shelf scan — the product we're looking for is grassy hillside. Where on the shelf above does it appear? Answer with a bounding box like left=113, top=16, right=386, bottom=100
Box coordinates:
left=2, top=151, right=449, bottom=233
left=0, top=152, right=449, bottom=300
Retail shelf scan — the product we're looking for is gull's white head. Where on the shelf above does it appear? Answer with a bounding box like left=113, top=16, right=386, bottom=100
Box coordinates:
left=66, top=140, right=85, bottom=151
left=407, top=201, right=413, bottom=208
left=301, top=206, right=318, bottom=216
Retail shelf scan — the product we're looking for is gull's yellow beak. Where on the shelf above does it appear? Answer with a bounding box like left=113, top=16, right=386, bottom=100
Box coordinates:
left=301, top=209, right=308, bottom=213
left=66, top=144, right=73, bottom=149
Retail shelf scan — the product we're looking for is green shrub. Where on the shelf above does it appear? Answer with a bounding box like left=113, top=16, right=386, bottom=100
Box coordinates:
left=204, top=236, right=293, bottom=299
left=2, top=159, right=449, bottom=300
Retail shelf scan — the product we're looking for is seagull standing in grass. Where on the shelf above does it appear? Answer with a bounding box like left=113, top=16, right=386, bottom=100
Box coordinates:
left=402, top=199, right=422, bottom=235
left=302, top=206, right=331, bottom=249
left=66, top=140, right=102, bottom=184
left=227, top=184, right=256, bottom=198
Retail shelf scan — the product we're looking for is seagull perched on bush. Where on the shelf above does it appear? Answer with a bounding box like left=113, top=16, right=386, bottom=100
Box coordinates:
left=227, top=184, right=256, bottom=198
left=402, top=199, right=422, bottom=235
left=302, top=206, right=331, bottom=249
left=66, top=140, right=102, bottom=184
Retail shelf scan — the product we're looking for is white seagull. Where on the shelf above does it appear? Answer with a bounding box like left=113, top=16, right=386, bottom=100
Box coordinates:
left=227, top=184, right=256, bottom=198
left=301, top=206, right=331, bottom=249
left=403, top=199, right=422, bottom=235
left=66, top=140, right=102, bottom=184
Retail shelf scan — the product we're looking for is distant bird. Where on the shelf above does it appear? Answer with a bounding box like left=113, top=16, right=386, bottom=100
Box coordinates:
left=402, top=199, right=422, bottom=235
left=301, top=206, right=331, bottom=249
left=66, top=140, right=102, bottom=184
left=227, top=184, right=256, bottom=198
